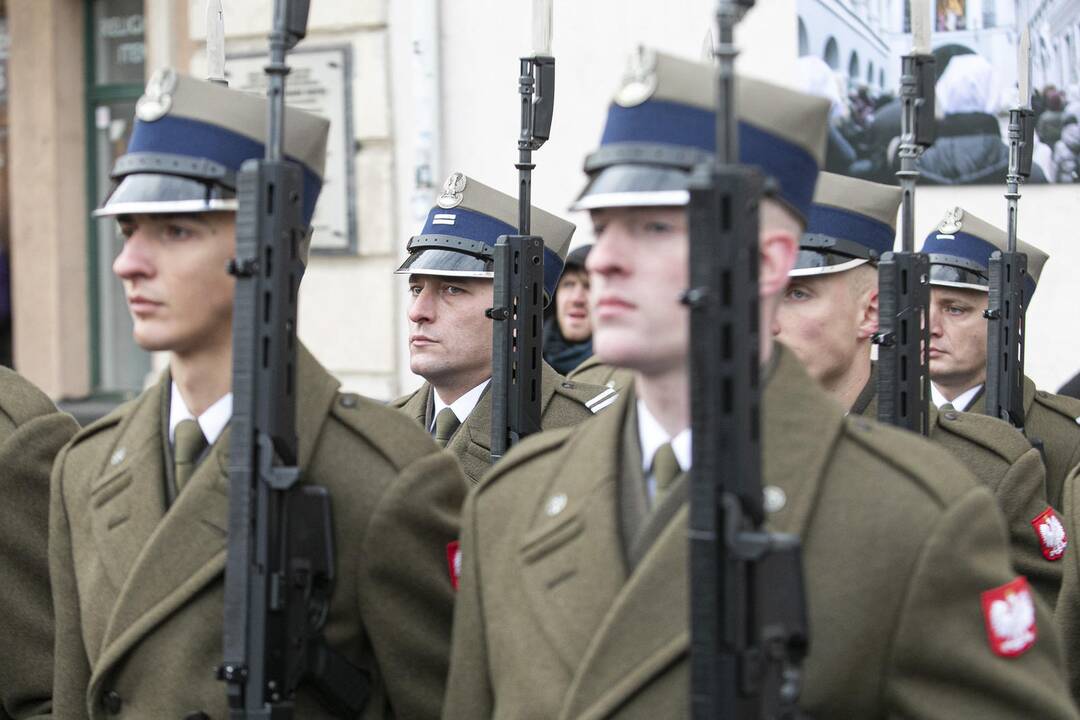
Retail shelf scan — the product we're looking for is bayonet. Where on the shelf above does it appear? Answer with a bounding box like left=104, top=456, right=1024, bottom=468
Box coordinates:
left=206, top=0, right=227, bottom=85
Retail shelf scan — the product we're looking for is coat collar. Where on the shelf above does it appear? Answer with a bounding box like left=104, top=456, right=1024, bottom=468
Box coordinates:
left=89, top=344, right=341, bottom=693
left=448, top=362, right=565, bottom=483
left=561, top=344, right=846, bottom=717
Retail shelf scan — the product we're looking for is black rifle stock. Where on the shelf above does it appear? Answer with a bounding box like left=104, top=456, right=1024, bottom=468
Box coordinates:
left=489, top=54, right=554, bottom=462
left=219, top=1, right=368, bottom=716
left=875, top=52, right=934, bottom=435
left=684, top=2, right=809, bottom=717
left=985, top=106, right=1034, bottom=428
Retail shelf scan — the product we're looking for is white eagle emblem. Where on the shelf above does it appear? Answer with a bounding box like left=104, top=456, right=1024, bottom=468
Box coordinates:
left=1039, top=513, right=1068, bottom=560
left=136, top=68, right=177, bottom=122
left=988, top=589, right=1036, bottom=655
left=437, top=172, right=467, bottom=209
left=615, top=46, right=658, bottom=108
left=936, top=206, right=964, bottom=236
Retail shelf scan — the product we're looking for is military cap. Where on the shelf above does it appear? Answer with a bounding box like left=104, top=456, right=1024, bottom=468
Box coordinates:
left=94, top=68, right=330, bottom=226
left=395, top=172, right=576, bottom=299
left=791, top=172, right=902, bottom=276
left=921, top=207, right=1049, bottom=298
left=571, top=47, right=829, bottom=224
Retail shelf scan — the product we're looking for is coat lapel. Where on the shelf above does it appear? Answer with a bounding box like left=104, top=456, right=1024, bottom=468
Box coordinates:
left=561, top=345, right=845, bottom=718
left=396, top=383, right=432, bottom=428
left=90, top=344, right=340, bottom=692
left=559, top=502, right=688, bottom=720
left=517, top=391, right=628, bottom=672
left=88, top=372, right=169, bottom=593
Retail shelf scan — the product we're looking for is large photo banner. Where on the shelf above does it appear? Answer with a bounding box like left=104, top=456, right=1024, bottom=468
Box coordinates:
left=796, top=0, right=1080, bottom=185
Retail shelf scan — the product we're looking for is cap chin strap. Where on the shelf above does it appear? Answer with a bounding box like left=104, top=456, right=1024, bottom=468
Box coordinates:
left=406, top=234, right=494, bottom=260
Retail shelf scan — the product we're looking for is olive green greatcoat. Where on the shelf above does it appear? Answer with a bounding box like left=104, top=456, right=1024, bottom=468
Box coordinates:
left=1055, top=464, right=1080, bottom=701
left=969, top=377, right=1080, bottom=512
left=444, top=346, right=1078, bottom=720
left=391, top=361, right=616, bottom=485
left=49, top=347, right=465, bottom=720
left=566, top=355, right=634, bottom=392
left=0, top=369, right=79, bottom=720
left=854, top=369, right=1062, bottom=608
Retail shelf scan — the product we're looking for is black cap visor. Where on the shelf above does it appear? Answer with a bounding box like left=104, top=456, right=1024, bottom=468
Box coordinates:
left=395, top=248, right=494, bottom=278
left=93, top=173, right=238, bottom=218
left=570, top=163, right=694, bottom=211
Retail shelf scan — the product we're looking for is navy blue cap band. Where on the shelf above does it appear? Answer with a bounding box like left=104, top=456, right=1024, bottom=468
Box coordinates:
left=924, top=230, right=1038, bottom=297
left=127, top=114, right=322, bottom=225
left=596, top=99, right=818, bottom=220
left=413, top=206, right=565, bottom=296
left=807, top=205, right=895, bottom=257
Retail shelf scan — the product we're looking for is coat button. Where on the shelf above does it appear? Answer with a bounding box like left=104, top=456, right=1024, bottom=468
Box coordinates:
left=183, top=713, right=210, bottom=720
left=103, top=690, right=122, bottom=714
left=339, top=393, right=358, bottom=408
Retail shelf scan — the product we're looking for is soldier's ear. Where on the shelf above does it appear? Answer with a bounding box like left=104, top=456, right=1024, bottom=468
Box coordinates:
left=758, top=228, right=798, bottom=300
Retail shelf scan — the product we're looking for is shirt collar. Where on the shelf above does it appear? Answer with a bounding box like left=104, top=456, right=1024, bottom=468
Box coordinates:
left=636, top=398, right=692, bottom=474
left=169, top=382, right=233, bottom=446
left=430, top=379, right=491, bottom=431
left=931, top=382, right=984, bottom=412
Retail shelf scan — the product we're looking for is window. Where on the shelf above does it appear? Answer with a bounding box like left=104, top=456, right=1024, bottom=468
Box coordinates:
left=84, top=0, right=148, bottom=394
left=825, top=37, right=839, bottom=69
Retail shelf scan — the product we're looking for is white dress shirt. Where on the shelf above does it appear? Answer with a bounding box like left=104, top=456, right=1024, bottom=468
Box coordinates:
left=931, top=382, right=984, bottom=412
left=636, top=399, right=692, bottom=501
left=168, top=383, right=233, bottom=447
left=430, top=380, right=492, bottom=432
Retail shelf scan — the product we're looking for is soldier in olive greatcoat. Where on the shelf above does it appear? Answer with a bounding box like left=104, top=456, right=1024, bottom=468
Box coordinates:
left=391, top=174, right=616, bottom=485
left=774, top=172, right=1065, bottom=608
left=49, top=71, right=464, bottom=720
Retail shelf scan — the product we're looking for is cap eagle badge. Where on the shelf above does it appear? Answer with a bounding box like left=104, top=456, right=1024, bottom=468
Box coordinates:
left=615, top=46, right=658, bottom=108
left=981, top=577, right=1037, bottom=658
left=937, top=207, right=964, bottom=237
left=437, top=172, right=467, bottom=209
left=136, top=68, right=178, bottom=123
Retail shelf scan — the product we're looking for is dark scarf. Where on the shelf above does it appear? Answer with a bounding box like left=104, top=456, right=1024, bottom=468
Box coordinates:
left=542, top=316, right=593, bottom=375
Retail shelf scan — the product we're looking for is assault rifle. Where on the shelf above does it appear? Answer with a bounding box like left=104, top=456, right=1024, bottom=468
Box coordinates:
left=985, top=29, right=1034, bottom=428
left=218, top=1, right=369, bottom=716
left=875, top=2, right=934, bottom=435
left=488, top=2, right=555, bottom=462
left=683, top=0, right=809, bottom=716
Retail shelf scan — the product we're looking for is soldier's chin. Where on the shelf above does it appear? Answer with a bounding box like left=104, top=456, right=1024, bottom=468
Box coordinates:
left=593, top=329, right=649, bottom=371
left=130, top=325, right=174, bottom=354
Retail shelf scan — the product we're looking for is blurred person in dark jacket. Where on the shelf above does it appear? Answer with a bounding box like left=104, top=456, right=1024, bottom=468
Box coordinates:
left=543, top=244, right=594, bottom=375
left=917, top=54, right=1046, bottom=185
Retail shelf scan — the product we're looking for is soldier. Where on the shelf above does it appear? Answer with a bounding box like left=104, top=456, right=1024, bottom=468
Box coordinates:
left=775, top=172, right=1064, bottom=607
left=49, top=70, right=464, bottom=719
left=391, top=174, right=615, bottom=485
left=923, top=208, right=1080, bottom=511
left=443, top=49, right=1079, bottom=719
left=1, top=368, right=78, bottom=719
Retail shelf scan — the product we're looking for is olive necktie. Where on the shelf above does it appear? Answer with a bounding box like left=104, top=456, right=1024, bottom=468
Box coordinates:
left=174, top=419, right=208, bottom=494
left=650, top=442, right=681, bottom=505
left=433, top=408, right=461, bottom=448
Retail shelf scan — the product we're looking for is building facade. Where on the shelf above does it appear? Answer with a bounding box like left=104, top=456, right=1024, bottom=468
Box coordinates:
left=4, top=0, right=1080, bottom=409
